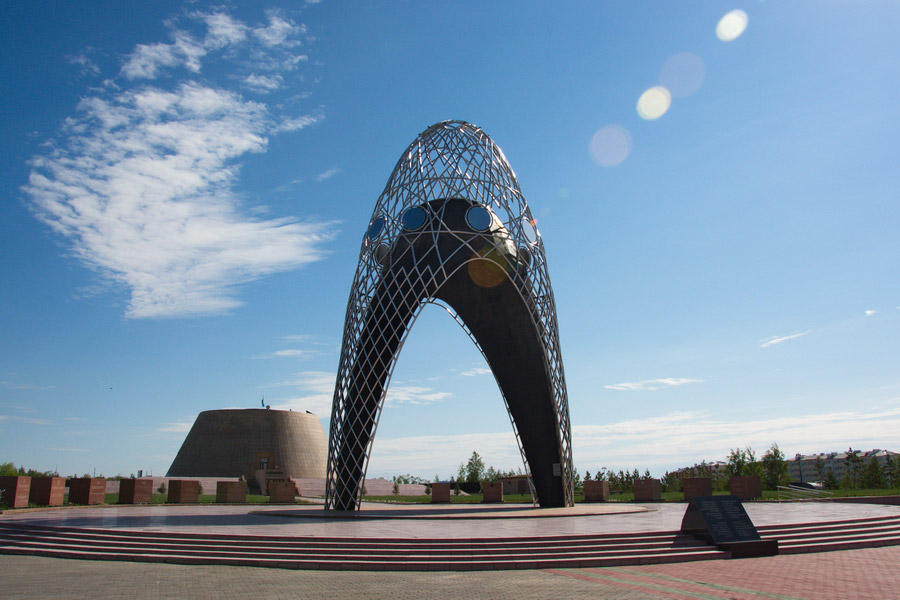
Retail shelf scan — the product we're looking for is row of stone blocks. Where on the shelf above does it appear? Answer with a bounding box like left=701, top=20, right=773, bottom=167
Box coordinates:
left=582, top=475, right=764, bottom=502
left=0, top=477, right=302, bottom=508
left=429, top=481, right=505, bottom=503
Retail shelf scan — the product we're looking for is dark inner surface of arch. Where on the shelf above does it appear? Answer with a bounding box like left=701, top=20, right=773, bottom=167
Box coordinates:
left=333, top=199, right=565, bottom=510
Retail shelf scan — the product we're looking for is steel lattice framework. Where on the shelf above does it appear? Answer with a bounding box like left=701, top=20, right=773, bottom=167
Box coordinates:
left=325, top=120, right=573, bottom=510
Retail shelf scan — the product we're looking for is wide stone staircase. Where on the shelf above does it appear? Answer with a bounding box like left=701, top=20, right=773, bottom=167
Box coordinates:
left=1, top=514, right=898, bottom=571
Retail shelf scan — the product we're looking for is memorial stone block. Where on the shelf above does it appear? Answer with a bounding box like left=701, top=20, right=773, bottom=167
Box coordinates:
left=583, top=480, right=610, bottom=502
left=683, top=477, right=713, bottom=501
left=269, top=481, right=299, bottom=503
left=729, top=475, right=762, bottom=500
left=633, top=478, right=662, bottom=501
left=482, top=480, right=503, bottom=503
left=216, top=481, right=247, bottom=503
left=29, top=477, right=66, bottom=507
left=0, top=476, right=31, bottom=508
left=431, top=482, right=451, bottom=503
left=119, top=479, right=153, bottom=504
left=68, top=478, right=106, bottom=505
left=167, top=480, right=200, bottom=504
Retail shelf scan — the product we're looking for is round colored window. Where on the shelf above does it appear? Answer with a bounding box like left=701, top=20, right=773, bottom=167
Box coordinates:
left=466, top=205, right=492, bottom=231
left=401, top=206, right=427, bottom=230
left=366, top=217, right=385, bottom=240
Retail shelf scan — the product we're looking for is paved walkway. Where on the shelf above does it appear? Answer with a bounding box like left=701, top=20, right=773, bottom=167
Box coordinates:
left=2, top=501, right=899, bottom=539
left=2, top=546, right=898, bottom=599
left=3, top=502, right=900, bottom=598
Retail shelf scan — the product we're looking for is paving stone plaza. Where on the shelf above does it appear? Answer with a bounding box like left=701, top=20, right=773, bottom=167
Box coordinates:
left=2, top=500, right=900, bottom=599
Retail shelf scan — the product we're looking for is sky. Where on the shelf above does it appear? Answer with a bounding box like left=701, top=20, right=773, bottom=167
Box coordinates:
left=1, top=1, right=898, bottom=480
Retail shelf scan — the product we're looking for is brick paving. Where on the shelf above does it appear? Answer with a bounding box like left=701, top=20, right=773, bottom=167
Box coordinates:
left=1, top=547, right=898, bottom=599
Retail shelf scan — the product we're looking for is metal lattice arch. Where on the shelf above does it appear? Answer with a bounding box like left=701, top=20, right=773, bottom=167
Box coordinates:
left=326, top=120, right=573, bottom=510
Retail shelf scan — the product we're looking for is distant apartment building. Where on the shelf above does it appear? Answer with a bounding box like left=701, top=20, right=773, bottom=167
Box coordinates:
left=786, top=449, right=897, bottom=483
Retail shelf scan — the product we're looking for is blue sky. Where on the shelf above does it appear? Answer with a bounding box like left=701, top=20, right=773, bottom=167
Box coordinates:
left=2, top=1, right=898, bottom=479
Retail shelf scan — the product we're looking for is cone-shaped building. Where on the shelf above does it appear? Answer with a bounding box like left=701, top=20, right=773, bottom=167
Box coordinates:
left=167, top=409, right=327, bottom=480
left=326, top=121, right=573, bottom=510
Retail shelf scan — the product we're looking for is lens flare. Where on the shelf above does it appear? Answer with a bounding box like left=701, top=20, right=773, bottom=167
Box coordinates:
left=636, top=86, right=672, bottom=120
left=716, top=9, right=748, bottom=42
left=589, top=125, right=632, bottom=167
left=660, top=52, right=706, bottom=98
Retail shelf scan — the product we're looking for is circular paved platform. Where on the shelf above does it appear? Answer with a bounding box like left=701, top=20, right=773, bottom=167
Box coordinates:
left=2, top=500, right=899, bottom=539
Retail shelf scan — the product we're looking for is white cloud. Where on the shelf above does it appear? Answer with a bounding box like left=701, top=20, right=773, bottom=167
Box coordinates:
left=25, top=9, right=333, bottom=319
left=385, top=385, right=451, bottom=406
left=315, top=167, right=340, bottom=182
left=244, top=73, right=284, bottom=93
left=573, top=407, right=900, bottom=474
left=270, top=371, right=335, bottom=416
left=460, top=367, right=492, bottom=377
left=1, top=381, right=55, bottom=391
left=67, top=53, right=100, bottom=76
left=865, top=309, right=876, bottom=317
left=603, top=378, right=703, bottom=391
left=759, top=331, right=809, bottom=348
left=0, top=415, right=51, bottom=425
left=367, top=431, right=522, bottom=477
left=158, top=418, right=195, bottom=434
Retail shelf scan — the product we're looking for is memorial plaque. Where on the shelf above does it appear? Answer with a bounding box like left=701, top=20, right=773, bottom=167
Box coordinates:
left=682, top=477, right=712, bottom=502
left=216, top=481, right=247, bottom=503
left=681, top=495, right=778, bottom=557
left=482, top=481, right=503, bottom=503
left=167, top=480, right=200, bottom=503
left=0, top=476, right=31, bottom=508
left=583, top=480, right=610, bottom=502
left=29, top=477, right=66, bottom=506
left=68, top=478, right=106, bottom=505
left=633, top=478, right=661, bottom=501
left=119, top=479, right=153, bottom=504
left=431, top=482, right=451, bottom=503
left=729, top=475, right=762, bottom=500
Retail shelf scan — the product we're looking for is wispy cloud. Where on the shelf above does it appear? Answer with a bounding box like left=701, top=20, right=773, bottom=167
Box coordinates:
left=158, top=418, right=195, bottom=434
left=865, top=309, right=876, bottom=317
left=759, top=331, right=809, bottom=348
left=67, top=53, right=100, bottom=76
left=269, top=370, right=335, bottom=416
left=315, top=167, right=340, bottom=182
left=603, top=378, right=703, bottom=391
left=385, top=385, right=451, bottom=407
left=24, top=8, right=333, bottom=319
left=573, top=407, right=900, bottom=474
left=1, top=381, right=55, bottom=391
left=0, top=415, right=51, bottom=425
left=460, top=367, right=492, bottom=377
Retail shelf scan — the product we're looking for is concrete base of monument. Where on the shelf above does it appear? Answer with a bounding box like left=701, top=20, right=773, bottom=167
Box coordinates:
left=256, top=501, right=650, bottom=520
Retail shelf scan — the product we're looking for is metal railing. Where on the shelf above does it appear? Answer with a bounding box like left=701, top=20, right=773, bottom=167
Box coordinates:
left=776, top=485, right=834, bottom=502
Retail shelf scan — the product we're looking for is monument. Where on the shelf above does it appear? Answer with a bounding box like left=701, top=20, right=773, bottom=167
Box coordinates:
left=168, top=409, right=327, bottom=482
left=326, top=121, right=573, bottom=510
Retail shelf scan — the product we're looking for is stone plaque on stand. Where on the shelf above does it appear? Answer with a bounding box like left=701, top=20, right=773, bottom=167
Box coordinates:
left=681, top=495, right=778, bottom=558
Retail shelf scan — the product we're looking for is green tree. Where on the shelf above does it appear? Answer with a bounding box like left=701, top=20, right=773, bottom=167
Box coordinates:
left=725, top=447, right=757, bottom=477
left=814, top=456, right=825, bottom=482
left=860, top=457, right=886, bottom=489
left=823, top=469, right=838, bottom=490
left=464, top=451, right=485, bottom=483
left=392, top=481, right=400, bottom=495
left=887, top=456, right=900, bottom=488
left=0, top=462, right=18, bottom=476
left=761, top=443, right=789, bottom=490
left=844, top=450, right=864, bottom=488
